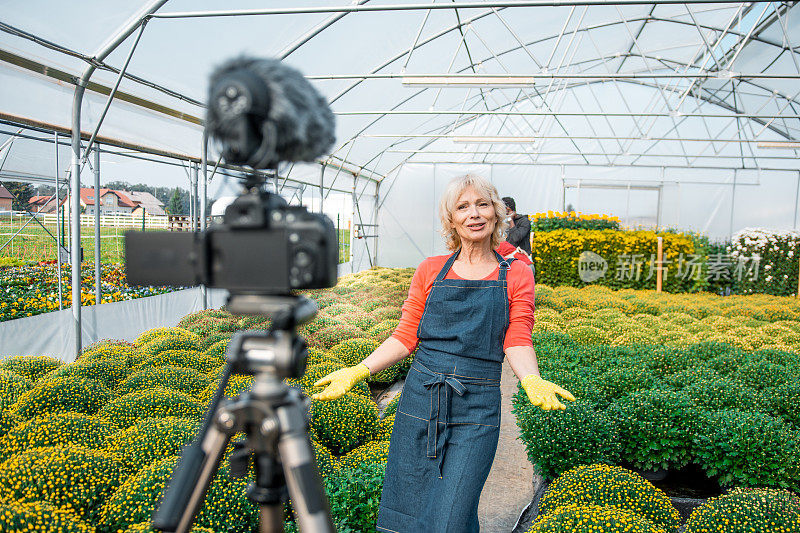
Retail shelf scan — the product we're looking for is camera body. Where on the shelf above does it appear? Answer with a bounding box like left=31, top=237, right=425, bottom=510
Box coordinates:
left=125, top=188, right=337, bottom=294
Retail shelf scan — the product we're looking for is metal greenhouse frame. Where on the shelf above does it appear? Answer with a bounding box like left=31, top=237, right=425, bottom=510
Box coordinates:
left=0, top=0, right=797, bottom=356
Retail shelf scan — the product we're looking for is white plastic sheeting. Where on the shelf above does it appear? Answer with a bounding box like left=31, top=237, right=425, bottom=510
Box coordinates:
left=0, top=288, right=227, bottom=363
left=378, top=162, right=800, bottom=268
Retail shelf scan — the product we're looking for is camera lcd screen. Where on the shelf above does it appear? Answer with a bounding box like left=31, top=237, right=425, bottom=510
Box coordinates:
left=209, top=230, right=289, bottom=292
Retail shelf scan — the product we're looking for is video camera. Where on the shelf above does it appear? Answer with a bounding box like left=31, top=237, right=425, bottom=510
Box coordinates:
left=124, top=57, right=340, bottom=533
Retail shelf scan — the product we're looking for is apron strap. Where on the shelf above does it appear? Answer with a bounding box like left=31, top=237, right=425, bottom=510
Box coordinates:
left=494, top=250, right=514, bottom=282
left=434, top=250, right=461, bottom=282
left=423, top=373, right=467, bottom=478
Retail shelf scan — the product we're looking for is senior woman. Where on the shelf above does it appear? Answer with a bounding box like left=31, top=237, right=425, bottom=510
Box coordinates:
left=312, top=174, right=574, bottom=532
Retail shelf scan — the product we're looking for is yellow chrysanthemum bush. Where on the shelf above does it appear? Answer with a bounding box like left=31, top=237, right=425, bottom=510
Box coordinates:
left=307, top=324, right=364, bottom=350
left=78, top=339, right=138, bottom=365
left=310, top=435, right=340, bottom=478
left=336, top=312, right=378, bottom=331
left=0, top=445, right=124, bottom=523
left=106, top=416, right=201, bottom=476
left=0, top=370, right=32, bottom=411
left=97, top=456, right=257, bottom=532
left=0, top=500, right=94, bottom=532
left=0, top=412, right=115, bottom=463
left=376, top=414, right=394, bottom=440
left=97, top=387, right=204, bottom=429
left=297, top=313, right=343, bottom=339
left=329, top=338, right=379, bottom=367
left=684, top=487, right=800, bottom=532
left=46, top=356, right=129, bottom=390
left=115, top=365, right=211, bottom=397
left=136, top=336, right=203, bottom=360
left=133, top=327, right=200, bottom=347
left=10, top=376, right=111, bottom=418
left=134, top=349, right=218, bottom=374
left=538, top=464, right=680, bottom=533
left=382, top=393, right=401, bottom=418
left=196, top=373, right=254, bottom=403
left=531, top=210, right=621, bottom=231
left=0, top=355, right=64, bottom=382
left=338, top=439, right=390, bottom=471
left=528, top=503, right=668, bottom=533
left=532, top=229, right=699, bottom=291
left=309, top=392, right=380, bottom=456
left=370, top=306, right=402, bottom=322
left=321, top=303, right=362, bottom=317
left=366, top=318, right=400, bottom=344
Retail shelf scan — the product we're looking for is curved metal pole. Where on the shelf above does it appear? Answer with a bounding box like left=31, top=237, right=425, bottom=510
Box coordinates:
left=93, top=146, right=101, bottom=306
left=200, top=131, right=208, bottom=310
left=69, top=0, right=168, bottom=357
left=54, top=132, right=63, bottom=310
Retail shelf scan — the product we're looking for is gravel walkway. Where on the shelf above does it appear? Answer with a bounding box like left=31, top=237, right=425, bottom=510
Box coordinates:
left=477, top=360, right=534, bottom=532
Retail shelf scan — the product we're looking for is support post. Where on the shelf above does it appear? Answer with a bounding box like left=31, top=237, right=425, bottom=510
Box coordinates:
left=373, top=180, right=380, bottom=267
left=94, top=146, right=101, bottom=306
left=319, top=164, right=325, bottom=214
left=656, top=236, right=663, bottom=293
left=68, top=0, right=168, bottom=358
left=351, top=175, right=356, bottom=273
left=70, top=85, right=85, bottom=355
left=200, top=132, right=208, bottom=310
left=189, top=164, right=197, bottom=231
left=54, top=132, right=63, bottom=310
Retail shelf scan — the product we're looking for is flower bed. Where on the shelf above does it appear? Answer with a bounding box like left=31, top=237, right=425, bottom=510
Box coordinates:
left=512, top=333, right=800, bottom=492
left=0, top=262, right=177, bottom=322
left=3, top=266, right=799, bottom=530
left=0, top=267, right=412, bottom=531
left=531, top=229, right=701, bottom=292
left=533, top=284, right=800, bottom=351
left=729, top=228, right=800, bottom=297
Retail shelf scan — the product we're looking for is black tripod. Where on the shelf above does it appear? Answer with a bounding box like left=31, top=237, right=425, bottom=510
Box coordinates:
left=152, top=295, right=335, bottom=533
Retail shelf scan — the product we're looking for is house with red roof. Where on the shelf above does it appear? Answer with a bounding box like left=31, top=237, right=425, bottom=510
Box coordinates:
left=81, top=188, right=137, bottom=215
left=29, top=194, right=67, bottom=214
left=0, top=185, right=13, bottom=212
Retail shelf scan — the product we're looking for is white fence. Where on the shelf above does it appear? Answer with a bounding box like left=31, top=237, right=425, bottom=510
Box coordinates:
left=1, top=211, right=188, bottom=229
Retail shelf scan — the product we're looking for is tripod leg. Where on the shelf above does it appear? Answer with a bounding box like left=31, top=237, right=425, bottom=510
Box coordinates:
left=152, top=423, right=231, bottom=533
left=260, top=506, right=285, bottom=533
left=277, top=427, right=335, bottom=532
left=249, top=452, right=288, bottom=533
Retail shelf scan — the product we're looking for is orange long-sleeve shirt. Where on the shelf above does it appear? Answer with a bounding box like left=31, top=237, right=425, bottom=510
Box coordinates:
left=391, top=255, right=536, bottom=354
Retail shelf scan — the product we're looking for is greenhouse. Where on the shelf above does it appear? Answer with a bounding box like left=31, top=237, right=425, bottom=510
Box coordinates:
left=0, top=1, right=799, bottom=532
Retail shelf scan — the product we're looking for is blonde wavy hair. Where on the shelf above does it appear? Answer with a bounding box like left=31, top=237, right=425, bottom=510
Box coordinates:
left=439, top=174, right=508, bottom=252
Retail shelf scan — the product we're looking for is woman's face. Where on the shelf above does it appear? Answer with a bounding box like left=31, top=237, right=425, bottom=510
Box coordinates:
left=450, top=186, right=496, bottom=246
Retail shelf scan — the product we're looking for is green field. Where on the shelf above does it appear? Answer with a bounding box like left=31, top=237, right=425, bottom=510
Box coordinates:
left=0, top=220, right=352, bottom=265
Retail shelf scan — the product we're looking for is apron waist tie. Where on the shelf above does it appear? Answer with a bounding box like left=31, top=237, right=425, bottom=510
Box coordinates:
left=422, top=373, right=466, bottom=478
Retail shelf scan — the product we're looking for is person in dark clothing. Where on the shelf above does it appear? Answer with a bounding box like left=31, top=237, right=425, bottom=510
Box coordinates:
left=502, top=196, right=531, bottom=255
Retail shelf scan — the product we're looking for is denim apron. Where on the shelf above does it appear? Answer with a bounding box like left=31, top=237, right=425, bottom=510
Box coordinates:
left=377, top=250, right=513, bottom=533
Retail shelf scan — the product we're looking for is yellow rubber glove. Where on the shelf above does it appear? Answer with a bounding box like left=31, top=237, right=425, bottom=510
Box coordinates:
left=312, top=363, right=371, bottom=401
left=521, top=374, right=576, bottom=411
